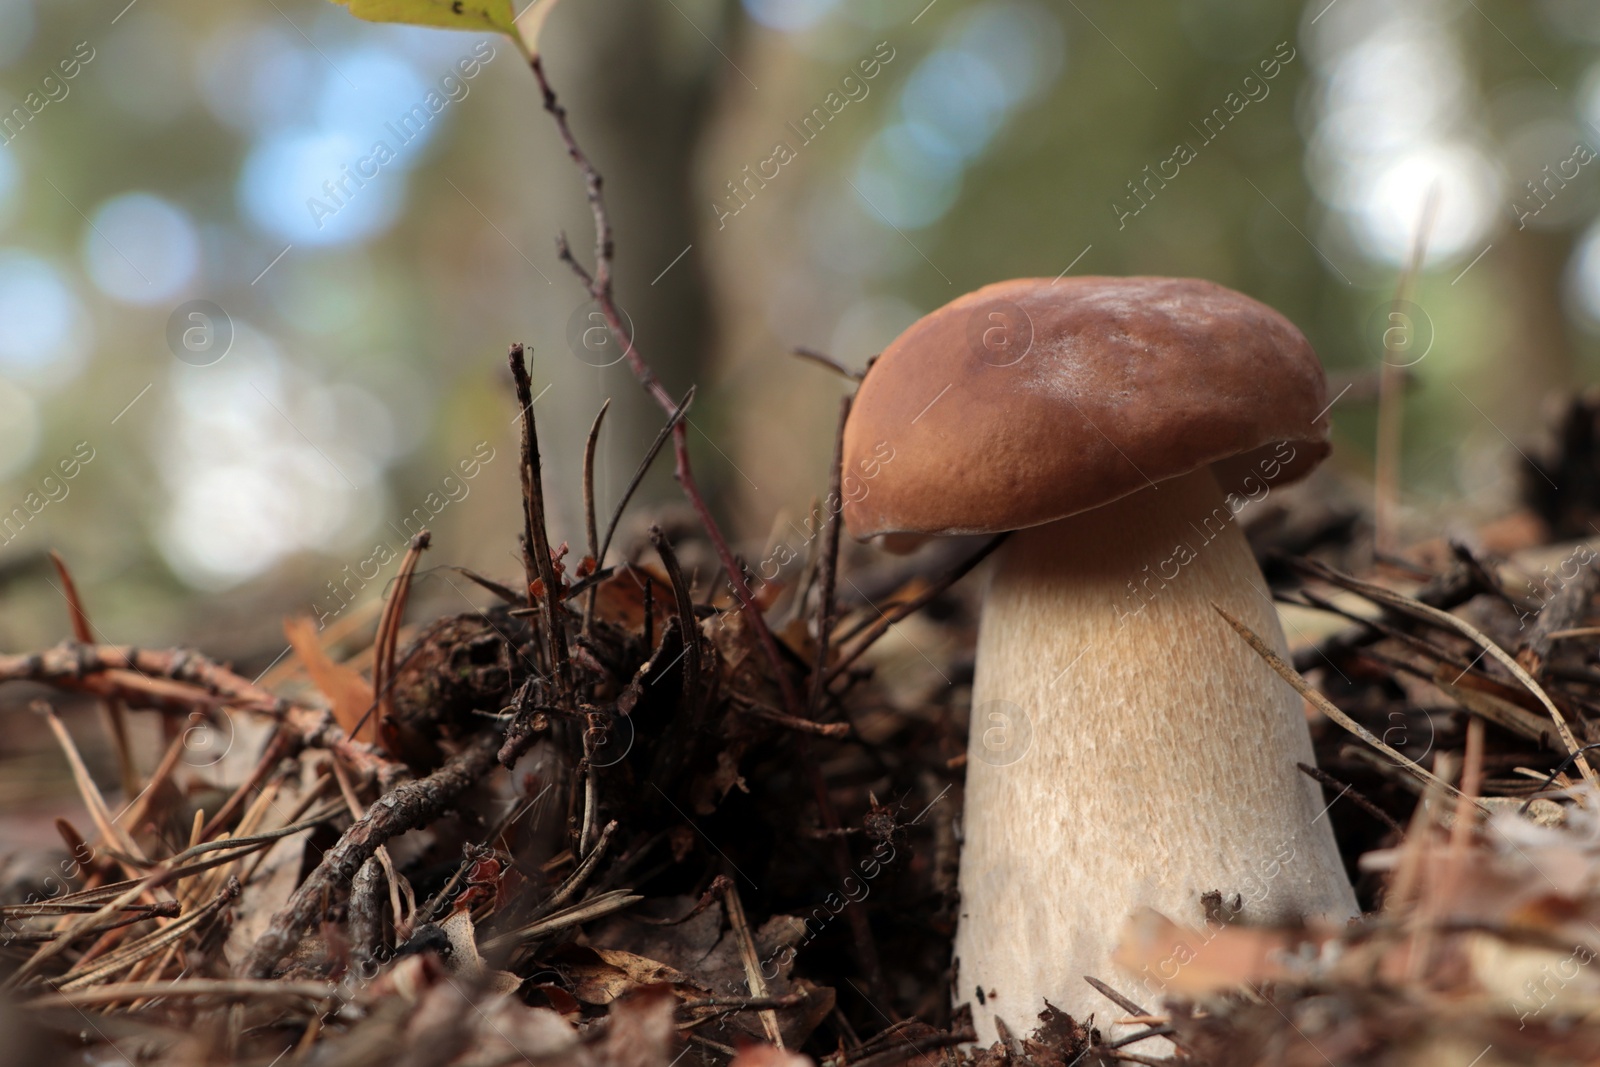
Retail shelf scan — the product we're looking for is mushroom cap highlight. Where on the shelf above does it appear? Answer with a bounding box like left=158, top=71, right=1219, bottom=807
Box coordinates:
left=841, top=276, right=1331, bottom=540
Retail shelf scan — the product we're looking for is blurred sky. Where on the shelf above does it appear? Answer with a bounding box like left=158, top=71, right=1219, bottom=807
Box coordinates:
left=0, top=0, right=1598, bottom=658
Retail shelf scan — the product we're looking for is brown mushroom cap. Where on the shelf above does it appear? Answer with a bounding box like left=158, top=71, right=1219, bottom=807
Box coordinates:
left=841, top=276, right=1330, bottom=540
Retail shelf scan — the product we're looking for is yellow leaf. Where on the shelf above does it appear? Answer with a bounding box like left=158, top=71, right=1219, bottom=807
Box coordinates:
left=284, top=616, right=376, bottom=742
left=331, top=0, right=517, bottom=36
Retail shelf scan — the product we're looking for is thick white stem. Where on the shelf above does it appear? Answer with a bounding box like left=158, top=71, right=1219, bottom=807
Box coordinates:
left=954, top=466, right=1356, bottom=1043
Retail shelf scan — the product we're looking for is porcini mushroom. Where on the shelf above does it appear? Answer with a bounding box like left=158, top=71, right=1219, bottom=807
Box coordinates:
left=839, top=276, right=1357, bottom=1042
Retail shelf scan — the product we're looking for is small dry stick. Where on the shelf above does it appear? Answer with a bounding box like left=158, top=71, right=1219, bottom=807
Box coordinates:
left=688, top=1034, right=739, bottom=1059
left=66, top=805, right=343, bottom=890
left=1084, top=975, right=1152, bottom=1017
left=1081, top=977, right=1189, bottom=1058
left=1287, top=550, right=1487, bottom=673
left=1289, top=587, right=1478, bottom=674
left=49, top=551, right=137, bottom=802
left=1547, top=626, right=1600, bottom=640
left=119, top=731, right=186, bottom=840
left=41, top=706, right=157, bottom=888
left=1105, top=1027, right=1177, bottom=1051
left=597, top=387, right=695, bottom=569
left=679, top=991, right=807, bottom=1017
left=9, top=880, right=166, bottom=989
left=3, top=903, right=180, bottom=943
left=581, top=397, right=611, bottom=632
left=510, top=344, right=575, bottom=702
left=777, top=452, right=899, bottom=998
left=1102, top=1051, right=1169, bottom=1067
left=525, top=48, right=895, bottom=1000
left=786, top=497, right=825, bottom=629
left=809, top=396, right=850, bottom=720
left=198, top=728, right=295, bottom=842
left=480, top=888, right=641, bottom=953
left=651, top=528, right=702, bottom=731
left=52, top=819, right=106, bottom=893
left=7, top=807, right=340, bottom=989
left=825, top=535, right=1006, bottom=687
left=56, top=879, right=240, bottom=991
left=730, top=694, right=851, bottom=738
left=1416, top=717, right=1485, bottom=973
left=831, top=1026, right=977, bottom=1067
left=578, top=705, right=599, bottom=856
left=328, top=758, right=408, bottom=941
left=1403, top=753, right=1475, bottom=978
left=526, top=819, right=618, bottom=922
left=1, top=899, right=172, bottom=920
left=716, top=877, right=783, bottom=1047
left=1213, top=604, right=1487, bottom=807
left=790, top=347, right=863, bottom=381
left=240, top=788, right=332, bottom=890
left=1295, top=561, right=1596, bottom=783
left=1295, top=763, right=1404, bottom=836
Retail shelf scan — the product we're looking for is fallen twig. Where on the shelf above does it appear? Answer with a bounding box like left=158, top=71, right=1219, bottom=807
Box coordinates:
left=528, top=54, right=800, bottom=718
left=241, top=731, right=502, bottom=978
left=0, top=642, right=393, bottom=779
left=511, top=344, right=575, bottom=704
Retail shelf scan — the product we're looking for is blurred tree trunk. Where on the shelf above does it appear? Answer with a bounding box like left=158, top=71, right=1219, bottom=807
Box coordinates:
left=1491, top=227, right=1579, bottom=432
left=699, top=32, right=862, bottom=547
left=546, top=0, right=738, bottom=524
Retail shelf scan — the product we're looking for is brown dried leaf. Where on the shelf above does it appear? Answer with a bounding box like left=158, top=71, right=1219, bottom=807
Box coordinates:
left=592, top=565, right=675, bottom=630
left=593, top=986, right=679, bottom=1067
left=590, top=897, right=725, bottom=972
left=284, top=615, right=374, bottom=738
left=530, top=982, right=584, bottom=1018
left=555, top=944, right=705, bottom=1005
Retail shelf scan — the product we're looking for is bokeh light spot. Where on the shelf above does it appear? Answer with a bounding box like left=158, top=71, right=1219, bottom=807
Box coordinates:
left=0, top=250, right=88, bottom=386
left=741, top=0, right=841, bottom=32
left=238, top=130, right=406, bottom=247
left=84, top=193, right=200, bottom=305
